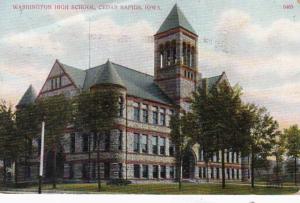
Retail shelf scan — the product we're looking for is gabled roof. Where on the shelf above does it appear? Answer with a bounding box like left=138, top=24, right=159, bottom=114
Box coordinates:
left=58, top=61, right=86, bottom=88
left=156, top=4, right=197, bottom=35
left=84, top=61, right=172, bottom=104
left=93, top=60, right=125, bottom=88
left=203, top=72, right=228, bottom=90
left=17, top=85, right=36, bottom=107
left=40, top=60, right=172, bottom=105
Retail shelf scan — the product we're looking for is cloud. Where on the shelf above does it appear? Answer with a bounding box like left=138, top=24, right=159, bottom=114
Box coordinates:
left=200, top=9, right=300, bottom=128
left=0, top=12, right=155, bottom=105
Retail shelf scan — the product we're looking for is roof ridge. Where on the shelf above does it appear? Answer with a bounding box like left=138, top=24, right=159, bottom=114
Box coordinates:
left=93, top=60, right=125, bottom=87
left=111, top=62, right=154, bottom=78
left=58, top=61, right=85, bottom=72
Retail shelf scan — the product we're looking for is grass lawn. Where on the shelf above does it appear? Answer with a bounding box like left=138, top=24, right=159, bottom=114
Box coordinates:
left=33, top=183, right=299, bottom=195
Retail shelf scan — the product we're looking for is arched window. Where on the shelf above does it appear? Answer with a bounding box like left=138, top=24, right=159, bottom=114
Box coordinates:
left=118, top=129, right=123, bottom=150
left=166, top=42, right=171, bottom=66
left=171, top=40, right=177, bottom=65
left=118, top=96, right=124, bottom=117
left=159, top=44, right=164, bottom=68
left=187, top=44, right=191, bottom=67
left=182, top=42, right=187, bottom=65
left=191, top=47, right=195, bottom=67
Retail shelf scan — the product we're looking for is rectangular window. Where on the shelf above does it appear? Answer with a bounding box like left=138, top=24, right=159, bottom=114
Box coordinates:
left=69, top=163, right=74, bottom=179
left=25, top=166, right=31, bottom=178
left=216, top=168, right=220, bottom=179
left=226, top=151, right=230, bottom=163
left=159, top=137, right=165, bottom=155
left=134, top=164, right=140, bottom=178
left=152, top=136, right=158, bottom=154
left=141, top=134, right=148, bottom=153
left=58, top=76, right=62, bottom=88
left=118, top=97, right=123, bottom=117
left=211, top=167, right=214, bottom=179
left=142, top=165, right=148, bottom=178
left=134, top=106, right=140, bottom=122
left=203, top=167, right=206, bottom=178
left=70, top=133, right=75, bottom=153
left=169, top=140, right=174, bottom=156
left=51, top=79, right=54, bottom=90
left=104, top=162, right=110, bottom=179
left=118, top=163, right=123, bottom=179
left=153, top=165, right=158, bottom=179
left=82, top=134, right=89, bottom=152
left=227, top=168, right=230, bottom=179
left=231, top=152, right=235, bottom=163
left=236, top=152, right=240, bottom=163
left=170, top=166, right=175, bottom=179
left=92, top=161, right=96, bottom=179
left=160, top=165, right=166, bottom=179
left=93, top=133, right=97, bottom=151
left=142, top=108, right=148, bottom=123
left=160, top=108, right=166, bottom=126
left=232, top=168, right=235, bottom=179
left=199, top=149, right=203, bottom=161
left=152, top=107, right=158, bottom=125
left=216, top=151, right=220, bottom=163
left=237, top=169, right=240, bottom=179
left=82, top=163, right=88, bottom=179
left=199, top=167, right=202, bottom=178
left=105, top=132, right=110, bottom=151
left=118, top=130, right=122, bottom=151
left=134, top=133, right=140, bottom=153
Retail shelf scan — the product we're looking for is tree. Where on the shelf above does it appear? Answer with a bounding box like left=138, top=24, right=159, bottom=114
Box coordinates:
left=37, top=94, right=71, bottom=189
left=191, top=81, right=244, bottom=188
left=0, top=100, right=18, bottom=185
left=74, top=89, right=119, bottom=191
left=15, top=102, right=41, bottom=184
left=191, top=84, right=218, bottom=183
left=248, top=105, right=279, bottom=188
left=169, top=110, right=194, bottom=190
left=272, top=132, right=285, bottom=182
left=283, top=124, right=300, bottom=186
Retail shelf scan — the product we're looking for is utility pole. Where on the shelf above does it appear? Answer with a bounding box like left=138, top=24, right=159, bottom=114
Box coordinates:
left=38, top=121, right=45, bottom=194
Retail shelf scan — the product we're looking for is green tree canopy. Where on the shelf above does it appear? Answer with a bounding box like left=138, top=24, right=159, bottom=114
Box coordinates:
left=0, top=100, right=18, bottom=184
left=191, top=81, right=245, bottom=188
left=73, top=89, right=120, bottom=191
left=283, top=124, right=300, bottom=185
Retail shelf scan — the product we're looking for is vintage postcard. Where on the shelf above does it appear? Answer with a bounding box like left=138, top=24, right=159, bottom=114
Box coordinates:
left=0, top=0, right=300, bottom=202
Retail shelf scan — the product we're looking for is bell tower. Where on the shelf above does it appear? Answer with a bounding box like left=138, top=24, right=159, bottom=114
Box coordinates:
left=154, top=4, right=200, bottom=109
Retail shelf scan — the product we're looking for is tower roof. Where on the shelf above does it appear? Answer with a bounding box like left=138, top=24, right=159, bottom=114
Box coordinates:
left=156, top=4, right=197, bottom=35
left=17, top=85, right=36, bottom=107
left=94, top=60, right=125, bottom=88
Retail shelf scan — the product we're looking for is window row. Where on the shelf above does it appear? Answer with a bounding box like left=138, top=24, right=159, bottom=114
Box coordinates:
left=50, top=76, right=62, bottom=90
left=69, top=130, right=123, bottom=153
left=198, top=149, right=240, bottom=164
left=184, top=70, right=194, bottom=80
left=134, top=164, right=175, bottom=179
left=199, top=167, right=240, bottom=180
left=133, top=102, right=172, bottom=126
left=158, top=41, right=196, bottom=68
left=69, top=162, right=123, bottom=180
left=133, top=133, right=175, bottom=156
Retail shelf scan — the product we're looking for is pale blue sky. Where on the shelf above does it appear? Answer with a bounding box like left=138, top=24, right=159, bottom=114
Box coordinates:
left=0, top=0, right=300, bottom=128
